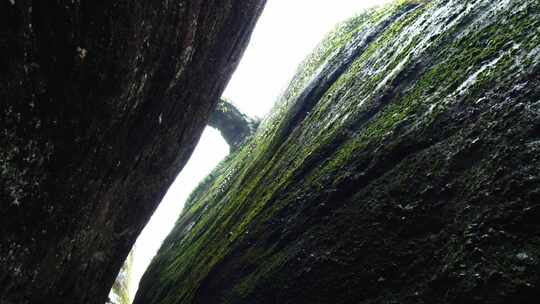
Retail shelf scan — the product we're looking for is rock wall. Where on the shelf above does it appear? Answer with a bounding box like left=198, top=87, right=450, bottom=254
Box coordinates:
left=0, top=0, right=265, bottom=303
left=135, top=0, right=540, bottom=303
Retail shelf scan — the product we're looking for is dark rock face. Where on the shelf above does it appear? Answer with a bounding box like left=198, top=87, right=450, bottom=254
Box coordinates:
left=209, top=99, right=259, bottom=150
left=0, top=0, right=265, bottom=303
left=135, top=0, right=540, bottom=303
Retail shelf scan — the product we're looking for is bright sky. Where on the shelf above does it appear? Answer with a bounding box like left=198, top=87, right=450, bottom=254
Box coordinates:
left=129, top=127, right=229, bottom=296
left=129, top=0, right=391, bottom=300
left=224, top=0, right=392, bottom=118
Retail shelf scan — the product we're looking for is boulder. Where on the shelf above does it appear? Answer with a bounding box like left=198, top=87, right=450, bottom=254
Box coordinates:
left=135, top=1, right=540, bottom=303
left=0, top=1, right=265, bottom=303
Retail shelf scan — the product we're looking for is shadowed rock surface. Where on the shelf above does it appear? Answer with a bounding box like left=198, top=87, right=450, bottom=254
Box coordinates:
left=0, top=0, right=265, bottom=303
left=209, top=99, right=259, bottom=150
left=135, top=0, right=540, bottom=303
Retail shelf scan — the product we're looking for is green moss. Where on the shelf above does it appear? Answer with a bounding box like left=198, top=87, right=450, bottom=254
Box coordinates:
left=135, top=1, right=540, bottom=303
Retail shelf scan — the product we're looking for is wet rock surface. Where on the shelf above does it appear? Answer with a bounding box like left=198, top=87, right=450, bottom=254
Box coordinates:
left=0, top=0, right=265, bottom=303
left=135, top=0, right=540, bottom=303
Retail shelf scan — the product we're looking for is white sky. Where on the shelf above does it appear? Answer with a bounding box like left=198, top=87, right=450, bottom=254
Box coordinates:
left=129, top=0, right=391, bottom=300
left=130, top=128, right=229, bottom=296
left=224, top=0, right=392, bottom=118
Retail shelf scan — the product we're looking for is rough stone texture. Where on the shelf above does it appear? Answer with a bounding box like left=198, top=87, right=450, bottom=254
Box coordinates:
left=135, top=0, right=540, bottom=303
left=0, top=0, right=265, bottom=303
left=209, top=99, right=259, bottom=150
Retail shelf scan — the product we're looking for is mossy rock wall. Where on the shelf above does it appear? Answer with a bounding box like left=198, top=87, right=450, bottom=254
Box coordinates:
left=135, top=0, right=540, bottom=303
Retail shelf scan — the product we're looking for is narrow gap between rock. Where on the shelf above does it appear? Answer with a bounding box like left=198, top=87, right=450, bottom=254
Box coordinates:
left=107, top=1, right=393, bottom=303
